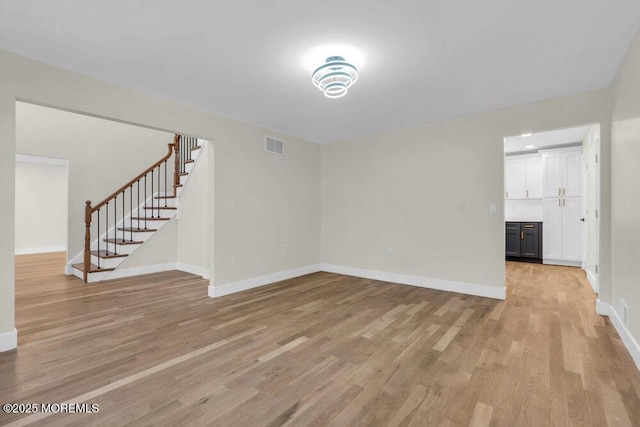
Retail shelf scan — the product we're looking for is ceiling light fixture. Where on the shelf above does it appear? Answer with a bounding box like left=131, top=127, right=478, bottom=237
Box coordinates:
left=312, top=56, right=358, bottom=99
left=526, top=145, right=535, bottom=149
left=521, top=133, right=533, bottom=137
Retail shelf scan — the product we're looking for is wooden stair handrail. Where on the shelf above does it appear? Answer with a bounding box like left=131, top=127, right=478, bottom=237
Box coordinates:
left=90, top=135, right=180, bottom=213
left=83, top=134, right=181, bottom=283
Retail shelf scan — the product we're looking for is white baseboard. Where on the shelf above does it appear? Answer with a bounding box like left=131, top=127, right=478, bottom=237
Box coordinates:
left=105, top=262, right=178, bottom=281
left=65, top=261, right=210, bottom=282
left=596, top=298, right=609, bottom=316
left=15, top=246, right=66, bottom=255
left=587, top=270, right=598, bottom=293
left=320, top=264, right=506, bottom=300
left=543, top=259, right=582, bottom=267
left=596, top=299, right=640, bottom=371
left=176, top=262, right=208, bottom=279
left=0, top=328, right=17, bottom=352
left=209, top=264, right=321, bottom=298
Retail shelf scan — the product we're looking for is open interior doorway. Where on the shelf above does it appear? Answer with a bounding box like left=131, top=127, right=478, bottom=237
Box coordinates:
left=15, top=154, right=69, bottom=256
left=14, top=101, right=211, bottom=284
left=503, top=124, right=601, bottom=294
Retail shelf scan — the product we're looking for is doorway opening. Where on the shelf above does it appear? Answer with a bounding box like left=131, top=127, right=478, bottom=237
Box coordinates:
left=503, top=124, right=601, bottom=293
left=15, top=154, right=69, bottom=256
left=14, top=101, right=212, bottom=283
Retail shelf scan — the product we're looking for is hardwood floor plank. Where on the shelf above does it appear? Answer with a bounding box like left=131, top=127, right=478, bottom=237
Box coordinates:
left=1, top=254, right=639, bottom=426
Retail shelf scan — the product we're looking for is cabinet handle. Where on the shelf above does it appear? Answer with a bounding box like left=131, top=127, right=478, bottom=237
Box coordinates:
left=558, top=188, right=561, bottom=196
left=558, top=199, right=561, bottom=206
left=521, top=232, right=524, bottom=240
left=526, top=190, right=529, bottom=198
left=506, top=191, right=508, bottom=198
left=563, top=199, right=566, bottom=206
left=563, top=188, right=566, bottom=196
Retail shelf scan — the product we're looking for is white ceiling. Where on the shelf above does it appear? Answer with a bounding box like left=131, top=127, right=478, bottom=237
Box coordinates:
left=504, top=124, right=593, bottom=153
left=1, top=1, right=639, bottom=144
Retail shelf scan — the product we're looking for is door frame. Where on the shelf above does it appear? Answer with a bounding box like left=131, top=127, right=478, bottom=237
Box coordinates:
left=586, top=132, right=601, bottom=293
left=503, top=123, right=601, bottom=296
left=582, top=151, right=588, bottom=270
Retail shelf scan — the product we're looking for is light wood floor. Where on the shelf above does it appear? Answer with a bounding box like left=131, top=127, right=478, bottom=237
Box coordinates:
left=1, top=254, right=639, bottom=426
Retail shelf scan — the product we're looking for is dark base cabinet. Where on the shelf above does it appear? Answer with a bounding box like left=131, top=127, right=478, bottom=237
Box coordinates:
left=506, top=222, right=542, bottom=263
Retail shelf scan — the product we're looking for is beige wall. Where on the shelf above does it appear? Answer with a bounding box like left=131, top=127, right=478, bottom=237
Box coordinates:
left=16, top=102, right=174, bottom=260
left=177, top=140, right=210, bottom=272
left=0, top=50, right=322, bottom=345
left=214, top=125, right=321, bottom=285
left=611, top=28, right=640, bottom=343
left=322, top=89, right=611, bottom=290
left=15, top=159, right=68, bottom=253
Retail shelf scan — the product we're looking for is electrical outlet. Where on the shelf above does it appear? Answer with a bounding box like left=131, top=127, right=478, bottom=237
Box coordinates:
left=621, top=299, right=629, bottom=328
left=283, top=245, right=290, bottom=256
left=489, top=203, right=497, bottom=215
left=388, top=247, right=394, bottom=256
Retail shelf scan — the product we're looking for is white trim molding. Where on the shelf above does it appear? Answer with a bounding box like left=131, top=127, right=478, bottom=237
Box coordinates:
left=320, top=264, right=506, bottom=300
left=65, top=261, right=210, bottom=282
left=15, top=246, right=66, bottom=255
left=587, top=270, right=598, bottom=293
left=105, top=262, right=177, bottom=281
left=596, top=299, right=640, bottom=371
left=107, top=262, right=209, bottom=281
left=209, top=264, right=321, bottom=298
left=176, top=262, right=208, bottom=279
left=0, top=328, right=18, bottom=352
left=543, top=259, right=582, bottom=267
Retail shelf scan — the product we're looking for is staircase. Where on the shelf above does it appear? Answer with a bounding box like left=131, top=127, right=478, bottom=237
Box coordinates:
left=71, top=134, right=203, bottom=283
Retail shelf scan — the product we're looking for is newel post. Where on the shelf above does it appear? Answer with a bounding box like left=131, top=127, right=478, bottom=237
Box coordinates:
left=173, top=134, right=181, bottom=195
left=83, top=201, right=92, bottom=283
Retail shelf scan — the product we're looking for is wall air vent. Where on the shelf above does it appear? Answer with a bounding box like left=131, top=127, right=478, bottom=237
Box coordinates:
left=265, top=136, right=284, bottom=155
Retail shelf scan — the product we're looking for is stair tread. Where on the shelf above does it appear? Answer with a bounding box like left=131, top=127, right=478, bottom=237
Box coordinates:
left=91, top=250, right=128, bottom=259
left=117, top=227, right=158, bottom=232
left=173, top=184, right=183, bottom=188
left=154, top=195, right=176, bottom=199
left=103, top=238, right=143, bottom=245
left=143, top=206, right=177, bottom=210
left=191, top=146, right=202, bottom=151
left=184, top=159, right=195, bottom=164
left=178, top=172, right=189, bottom=176
left=131, top=217, right=172, bottom=221
left=72, top=263, right=115, bottom=273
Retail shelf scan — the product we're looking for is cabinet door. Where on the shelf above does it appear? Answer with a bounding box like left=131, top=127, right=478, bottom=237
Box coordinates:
left=525, top=156, right=542, bottom=199
left=542, top=153, right=562, bottom=198
left=506, top=223, right=521, bottom=256
left=521, top=228, right=540, bottom=258
left=562, top=150, right=582, bottom=197
left=562, top=198, right=582, bottom=261
left=505, top=158, right=526, bottom=199
left=543, top=199, right=562, bottom=259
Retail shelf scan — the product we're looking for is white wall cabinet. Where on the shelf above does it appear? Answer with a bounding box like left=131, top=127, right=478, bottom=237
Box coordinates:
left=505, top=158, right=526, bottom=199
left=541, top=148, right=581, bottom=197
left=524, top=156, right=542, bottom=199
left=505, top=154, right=542, bottom=200
left=542, top=151, right=562, bottom=197
left=542, top=199, right=563, bottom=259
left=562, top=198, right=583, bottom=261
left=563, top=150, right=582, bottom=197
left=541, top=147, right=583, bottom=266
left=543, top=198, right=582, bottom=262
